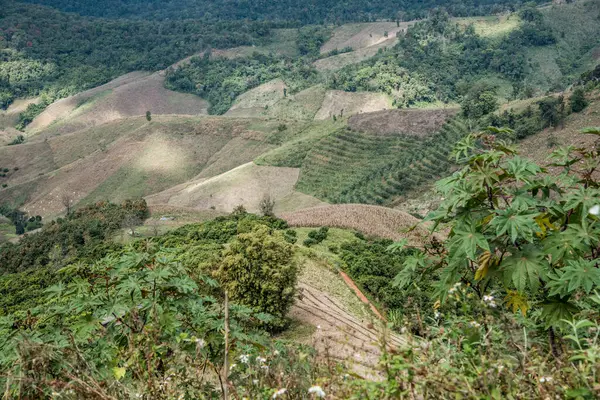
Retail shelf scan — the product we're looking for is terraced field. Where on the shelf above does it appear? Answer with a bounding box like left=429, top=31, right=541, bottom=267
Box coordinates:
left=296, top=118, right=469, bottom=204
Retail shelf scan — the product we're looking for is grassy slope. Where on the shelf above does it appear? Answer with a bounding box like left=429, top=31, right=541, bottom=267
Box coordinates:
left=0, top=116, right=288, bottom=217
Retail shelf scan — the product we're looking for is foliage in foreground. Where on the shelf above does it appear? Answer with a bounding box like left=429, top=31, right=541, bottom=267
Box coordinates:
left=396, top=127, right=600, bottom=347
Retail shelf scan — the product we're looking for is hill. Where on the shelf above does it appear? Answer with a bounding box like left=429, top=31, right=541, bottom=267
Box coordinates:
left=27, top=72, right=209, bottom=134
left=0, top=116, right=286, bottom=217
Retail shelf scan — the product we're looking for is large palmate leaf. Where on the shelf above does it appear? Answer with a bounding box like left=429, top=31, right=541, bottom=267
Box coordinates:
left=490, top=208, right=540, bottom=243
left=393, top=252, right=428, bottom=289
left=547, top=259, right=600, bottom=296
left=502, top=246, right=548, bottom=293
left=564, top=187, right=600, bottom=216
left=448, top=225, right=490, bottom=261
left=540, top=299, right=579, bottom=328
left=543, top=230, right=588, bottom=264
left=504, top=156, right=541, bottom=183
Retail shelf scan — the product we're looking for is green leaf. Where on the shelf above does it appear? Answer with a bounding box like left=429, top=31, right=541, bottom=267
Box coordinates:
left=386, top=239, right=408, bottom=254
left=448, top=226, right=490, bottom=261
left=564, top=187, right=600, bottom=216
left=580, top=127, right=600, bottom=135
left=490, top=208, right=540, bottom=243
left=504, top=156, right=541, bottom=183
left=112, top=367, right=126, bottom=381
left=540, top=299, right=578, bottom=328
left=547, top=260, right=600, bottom=295
left=543, top=230, right=588, bottom=264
left=393, top=252, right=428, bottom=289
left=502, top=246, right=548, bottom=292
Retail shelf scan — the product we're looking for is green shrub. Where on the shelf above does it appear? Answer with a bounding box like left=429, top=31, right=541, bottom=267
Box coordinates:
left=284, top=229, right=297, bottom=244
left=570, top=87, right=588, bottom=113
left=216, top=225, right=299, bottom=331
left=307, top=227, right=328, bottom=243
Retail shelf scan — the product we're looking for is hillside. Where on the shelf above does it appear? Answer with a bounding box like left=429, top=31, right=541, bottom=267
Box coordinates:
left=0, top=116, right=285, bottom=217
left=1, top=0, right=600, bottom=398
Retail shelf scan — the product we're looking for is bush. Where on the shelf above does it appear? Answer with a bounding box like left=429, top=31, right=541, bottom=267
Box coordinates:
left=284, top=229, right=297, bottom=244
left=216, top=225, right=298, bottom=331
left=307, top=227, right=329, bottom=243
left=259, top=194, right=275, bottom=217
left=570, top=87, right=588, bottom=113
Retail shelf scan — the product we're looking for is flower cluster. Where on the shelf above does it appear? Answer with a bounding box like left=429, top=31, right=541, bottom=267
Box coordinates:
left=448, top=282, right=462, bottom=294
left=482, top=294, right=497, bottom=308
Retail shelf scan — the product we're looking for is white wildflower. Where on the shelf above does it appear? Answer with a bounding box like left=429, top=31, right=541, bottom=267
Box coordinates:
left=256, top=356, right=267, bottom=364
left=272, top=388, right=287, bottom=399
left=273, top=349, right=280, bottom=356
left=239, top=354, right=250, bottom=364
left=483, top=295, right=497, bottom=308
left=434, top=311, right=441, bottom=319
left=539, top=376, right=553, bottom=383
left=589, top=205, right=600, bottom=216
left=252, top=379, right=259, bottom=385
left=195, top=338, right=206, bottom=348
left=308, top=385, right=326, bottom=398
left=469, top=321, right=481, bottom=328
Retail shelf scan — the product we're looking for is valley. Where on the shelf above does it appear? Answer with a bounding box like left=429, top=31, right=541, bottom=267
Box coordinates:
left=0, top=0, right=599, bottom=398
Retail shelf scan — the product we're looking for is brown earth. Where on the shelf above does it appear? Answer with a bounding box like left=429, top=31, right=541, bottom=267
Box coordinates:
left=27, top=72, right=208, bottom=135
left=320, top=21, right=415, bottom=54
left=146, top=162, right=324, bottom=214
left=314, top=38, right=398, bottom=71
left=314, top=91, right=392, bottom=121
left=281, top=204, right=436, bottom=246
left=0, top=116, right=283, bottom=217
left=348, top=108, right=459, bottom=136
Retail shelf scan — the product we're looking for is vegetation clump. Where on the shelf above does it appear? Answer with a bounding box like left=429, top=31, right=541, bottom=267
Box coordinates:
left=217, top=225, right=299, bottom=331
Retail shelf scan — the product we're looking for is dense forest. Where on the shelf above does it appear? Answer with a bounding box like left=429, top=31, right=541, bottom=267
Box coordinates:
left=0, top=1, right=280, bottom=110
left=19, top=0, right=547, bottom=23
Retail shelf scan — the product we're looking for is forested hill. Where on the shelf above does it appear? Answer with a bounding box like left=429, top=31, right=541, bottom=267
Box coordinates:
left=0, top=1, right=277, bottom=110
left=19, top=0, right=546, bottom=23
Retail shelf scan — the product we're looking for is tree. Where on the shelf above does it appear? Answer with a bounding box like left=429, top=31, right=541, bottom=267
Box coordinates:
left=216, top=225, right=298, bottom=331
left=121, top=214, right=142, bottom=236
left=146, top=110, right=152, bottom=121
left=259, top=194, right=275, bottom=217
left=61, top=193, right=74, bottom=216
left=538, top=96, right=565, bottom=128
left=570, top=87, right=587, bottom=113
left=461, top=83, right=498, bottom=120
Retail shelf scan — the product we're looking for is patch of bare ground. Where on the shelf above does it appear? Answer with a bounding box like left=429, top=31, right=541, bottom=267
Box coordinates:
left=314, top=37, right=397, bottom=71
left=348, top=108, right=459, bottom=136
left=281, top=204, right=435, bottom=246
left=1, top=116, right=280, bottom=217
left=224, top=79, right=287, bottom=117
left=518, top=92, right=600, bottom=172
left=320, top=21, right=415, bottom=54
left=26, top=72, right=149, bottom=132
left=27, top=72, right=208, bottom=135
left=146, top=162, right=324, bottom=214
left=314, top=90, right=392, bottom=120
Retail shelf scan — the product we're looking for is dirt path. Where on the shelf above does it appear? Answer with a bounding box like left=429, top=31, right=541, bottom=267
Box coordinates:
left=290, top=281, right=406, bottom=378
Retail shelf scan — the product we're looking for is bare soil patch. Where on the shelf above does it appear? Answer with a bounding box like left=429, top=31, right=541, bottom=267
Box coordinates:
left=314, top=90, right=392, bottom=120
left=146, top=162, right=321, bottom=214
left=320, top=22, right=414, bottom=54
left=28, top=72, right=208, bottom=135
left=348, top=108, right=459, bottom=136
left=281, top=204, right=435, bottom=246
left=314, top=38, right=397, bottom=71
